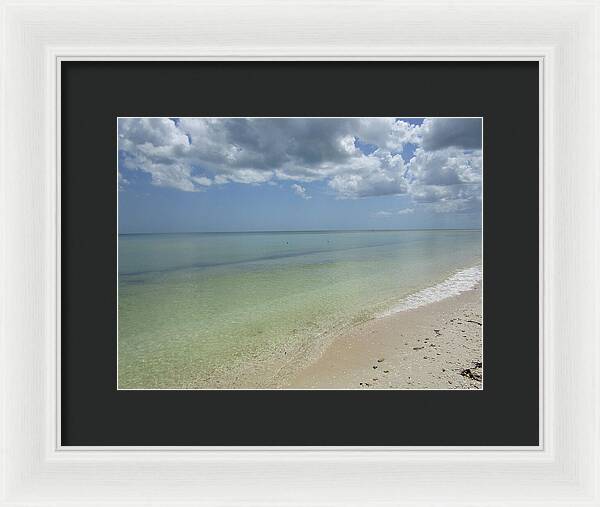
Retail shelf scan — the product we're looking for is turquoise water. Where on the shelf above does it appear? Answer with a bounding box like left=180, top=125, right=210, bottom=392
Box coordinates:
left=118, top=230, right=481, bottom=389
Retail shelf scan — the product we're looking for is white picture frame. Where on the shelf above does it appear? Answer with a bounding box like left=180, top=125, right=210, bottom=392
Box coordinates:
left=1, top=0, right=598, bottom=505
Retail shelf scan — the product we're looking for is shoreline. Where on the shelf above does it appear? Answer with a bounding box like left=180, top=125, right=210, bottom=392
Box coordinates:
left=119, top=267, right=483, bottom=390
left=281, top=282, right=483, bottom=389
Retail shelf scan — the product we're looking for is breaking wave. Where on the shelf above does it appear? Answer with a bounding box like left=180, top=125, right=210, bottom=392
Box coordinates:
left=377, top=265, right=482, bottom=318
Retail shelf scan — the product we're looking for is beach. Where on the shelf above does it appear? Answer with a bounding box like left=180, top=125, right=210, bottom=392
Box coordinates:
left=283, top=283, right=483, bottom=389
left=118, top=230, right=482, bottom=389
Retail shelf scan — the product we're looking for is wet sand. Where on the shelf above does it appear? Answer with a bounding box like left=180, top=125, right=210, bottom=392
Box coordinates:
left=283, top=283, right=483, bottom=389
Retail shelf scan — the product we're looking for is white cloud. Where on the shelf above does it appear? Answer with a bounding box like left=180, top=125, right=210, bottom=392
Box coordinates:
left=291, top=184, right=311, bottom=200
left=424, top=199, right=480, bottom=214
left=192, top=176, right=212, bottom=186
left=406, top=147, right=482, bottom=214
left=353, top=118, right=419, bottom=151
left=407, top=147, right=481, bottom=187
left=118, top=117, right=482, bottom=213
left=375, top=207, right=414, bottom=218
left=327, top=149, right=407, bottom=198
left=118, top=171, right=129, bottom=191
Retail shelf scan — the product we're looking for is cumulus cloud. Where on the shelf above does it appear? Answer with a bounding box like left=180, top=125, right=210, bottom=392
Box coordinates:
left=406, top=146, right=482, bottom=214
left=327, top=149, right=407, bottom=198
left=118, top=117, right=482, bottom=213
left=118, top=118, right=415, bottom=197
left=407, top=147, right=482, bottom=186
left=291, top=184, right=311, bottom=200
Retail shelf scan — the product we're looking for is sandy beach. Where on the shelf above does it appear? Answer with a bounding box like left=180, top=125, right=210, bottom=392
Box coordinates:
left=283, top=283, right=483, bottom=389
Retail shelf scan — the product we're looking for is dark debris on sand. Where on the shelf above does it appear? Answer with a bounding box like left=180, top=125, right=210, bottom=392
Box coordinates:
left=460, top=362, right=483, bottom=382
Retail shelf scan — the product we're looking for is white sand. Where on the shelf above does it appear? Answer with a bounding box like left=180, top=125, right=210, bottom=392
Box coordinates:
left=282, top=283, right=483, bottom=389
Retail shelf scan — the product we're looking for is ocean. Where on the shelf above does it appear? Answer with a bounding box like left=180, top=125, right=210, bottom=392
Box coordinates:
left=118, top=229, right=482, bottom=389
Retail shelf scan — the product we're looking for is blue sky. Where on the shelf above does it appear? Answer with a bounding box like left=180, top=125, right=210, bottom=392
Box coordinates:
left=118, top=117, right=482, bottom=233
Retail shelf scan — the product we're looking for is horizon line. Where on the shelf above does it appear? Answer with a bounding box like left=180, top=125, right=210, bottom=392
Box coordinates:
left=119, top=227, right=482, bottom=236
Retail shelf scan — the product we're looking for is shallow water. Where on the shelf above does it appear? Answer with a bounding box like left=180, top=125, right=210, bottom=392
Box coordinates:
left=118, top=230, right=481, bottom=388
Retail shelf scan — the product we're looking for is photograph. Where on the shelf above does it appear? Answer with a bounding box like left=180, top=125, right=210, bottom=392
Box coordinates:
left=117, top=117, right=483, bottom=390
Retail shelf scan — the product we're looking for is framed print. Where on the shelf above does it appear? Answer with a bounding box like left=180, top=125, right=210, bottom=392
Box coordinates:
left=1, top=1, right=599, bottom=506
left=61, top=61, right=538, bottom=447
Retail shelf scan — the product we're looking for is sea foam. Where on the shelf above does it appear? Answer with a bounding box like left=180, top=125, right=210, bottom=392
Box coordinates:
left=377, top=265, right=482, bottom=318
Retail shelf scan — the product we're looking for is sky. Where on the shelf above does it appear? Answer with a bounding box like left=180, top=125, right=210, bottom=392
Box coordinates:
left=118, top=117, right=482, bottom=233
